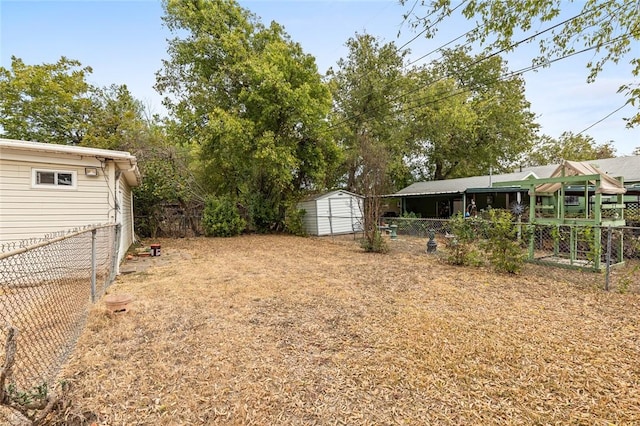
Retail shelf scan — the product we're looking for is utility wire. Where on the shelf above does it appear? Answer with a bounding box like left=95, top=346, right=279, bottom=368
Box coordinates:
left=396, top=0, right=470, bottom=53
left=395, top=32, right=634, bottom=120
left=402, top=27, right=473, bottom=69
left=326, top=1, right=513, bottom=123
left=329, top=0, right=631, bottom=135
left=327, top=4, right=601, bottom=133
left=329, top=0, right=472, bottom=90
left=387, top=0, right=621, bottom=88
left=577, top=103, right=629, bottom=136
left=325, top=30, right=634, bottom=145
left=502, top=31, right=632, bottom=79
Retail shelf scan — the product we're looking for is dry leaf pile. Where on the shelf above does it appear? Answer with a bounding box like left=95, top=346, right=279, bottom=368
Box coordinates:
left=48, top=234, right=639, bottom=425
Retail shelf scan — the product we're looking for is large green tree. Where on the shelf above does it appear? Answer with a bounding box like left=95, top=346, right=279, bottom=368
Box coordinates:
left=0, top=56, right=155, bottom=154
left=0, top=56, right=94, bottom=145
left=526, top=132, right=617, bottom=166
left=156, top=0, right=338, bottom=231
left=82, top=84, right=149, bottom=152
left=405, top=48, right=538, bottom=180
left=328, top=33, right=410, bottom=193
left=0, top=55, right=199, bottom=238
left=328, top=33, right=411, bottom=252
left=400, top=0, right=640, bottom=126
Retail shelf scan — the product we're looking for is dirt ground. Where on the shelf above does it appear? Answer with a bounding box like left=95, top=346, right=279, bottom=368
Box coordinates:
left=44, top=234, right=639, bottom=425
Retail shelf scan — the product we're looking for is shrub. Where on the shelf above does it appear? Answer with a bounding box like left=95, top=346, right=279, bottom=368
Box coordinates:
left=202, top=195, right=246, bottom=237
left=245, top=193, right=280, bottom=233
left=284, top=204, right=307, bottom=236
left=446, top=212, right=482, bottom=266
left=361, top=230, right=389, bottom=253
left=482, top=209, right=526, bottom=273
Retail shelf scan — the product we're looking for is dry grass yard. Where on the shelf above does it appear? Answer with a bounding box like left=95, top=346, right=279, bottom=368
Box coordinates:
left=49, top=234, right=639, bottom=425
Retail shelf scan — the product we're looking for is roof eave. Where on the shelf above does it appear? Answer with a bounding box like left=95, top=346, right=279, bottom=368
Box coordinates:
left=388, top=190, right=464, bottom=197
left=0, top=138, right=137, bottom=162
left=1, top=138, right=141, bottom=186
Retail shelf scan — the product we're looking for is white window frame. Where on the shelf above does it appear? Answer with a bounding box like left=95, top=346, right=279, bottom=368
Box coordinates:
left=31, top=168, right=77, bottom=190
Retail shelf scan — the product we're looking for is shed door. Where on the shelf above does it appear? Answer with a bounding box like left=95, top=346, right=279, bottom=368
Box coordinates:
left=328, top=196, right=356, bottom=234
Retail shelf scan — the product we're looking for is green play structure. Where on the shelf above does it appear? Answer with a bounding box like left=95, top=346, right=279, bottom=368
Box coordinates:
left=494, top=160, right=627, bottom=271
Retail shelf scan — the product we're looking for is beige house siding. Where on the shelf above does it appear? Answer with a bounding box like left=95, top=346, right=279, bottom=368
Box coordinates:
left=118, top=174, right=135, bottom=258
left=0, top=156, right=114, bottom=242
left=1, top=138, right=141, bottom=280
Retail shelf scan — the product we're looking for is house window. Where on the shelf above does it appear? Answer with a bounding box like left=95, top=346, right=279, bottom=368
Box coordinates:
left=32, top=169, right=77, bottom=189
left=565, top=195, right=580, bottom=206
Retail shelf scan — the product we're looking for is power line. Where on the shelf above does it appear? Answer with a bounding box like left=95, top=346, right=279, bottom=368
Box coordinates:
left=402, top=27, right=473, bottom=70
left=326, top=1, right=473, bottom=95
left=324, top=30, right=635, bottom=153
left=577, top=103, right=629, bottom=136
left=324, top=1, right=510, bottom=128
left=369, top=0, right=623, bottom=103
left=393, top=32, right=634, bottom=121
left=502, top=31, right=632, bottom=79
left=327, top=4, right=602, bottom=133
left=327, top=0, right=629, bottom=137
left=396, top=0, right=470, bottom=53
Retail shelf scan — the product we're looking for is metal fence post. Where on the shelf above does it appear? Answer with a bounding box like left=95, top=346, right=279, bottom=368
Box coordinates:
left=91, top=228, right=97, bottom=303
left=111, top=223, right=121, bottom=284
left=605, top=226, right=612, bottom=291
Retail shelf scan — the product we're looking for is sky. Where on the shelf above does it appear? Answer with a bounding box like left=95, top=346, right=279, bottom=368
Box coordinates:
left=1, top=0, right=639, bottom=156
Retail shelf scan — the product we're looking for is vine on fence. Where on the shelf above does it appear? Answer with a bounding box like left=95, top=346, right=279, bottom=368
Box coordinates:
left=446, top=213, right=482, bottom=266
left=445, top=210, right=525, bottom=273
left=1, top=326, right=67, bottom=424
left=482, top=209, right=526, bottom=274
left=576, top=225, right=599, bottom=266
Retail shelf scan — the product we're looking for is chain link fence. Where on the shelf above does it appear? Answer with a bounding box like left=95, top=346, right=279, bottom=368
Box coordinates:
left=385, top=217, right=640, bottom=292
left=595, top=225, right=639, bottom=291
left=383, top=217, right=452, bottom=237
left=0, top=224, right=119, bottom=401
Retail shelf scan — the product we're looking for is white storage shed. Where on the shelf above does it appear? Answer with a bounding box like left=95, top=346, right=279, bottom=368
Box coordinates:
left=297, top=190, right=364, bottom=236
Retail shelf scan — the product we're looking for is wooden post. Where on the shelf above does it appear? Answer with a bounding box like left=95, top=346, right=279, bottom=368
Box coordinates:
left=529, top=188, right=537, bottom=260
left=594, top=191, right=602, bottom=270
left=584, top=185, right=589, bottom=219
left=605, top=227, right=612, bottom=290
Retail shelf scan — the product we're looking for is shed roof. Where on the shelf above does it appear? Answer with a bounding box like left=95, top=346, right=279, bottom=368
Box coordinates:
left=301, top=189, right=364, bottom=202
left=0, top=138, right=141, bottom=186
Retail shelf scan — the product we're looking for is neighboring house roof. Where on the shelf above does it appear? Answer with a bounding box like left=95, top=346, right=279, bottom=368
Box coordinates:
left=0, top=138, right=141, bottom=186
left=394, top=170, right=537, bottom=197
left=392, top=156, right=640, bottom=197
